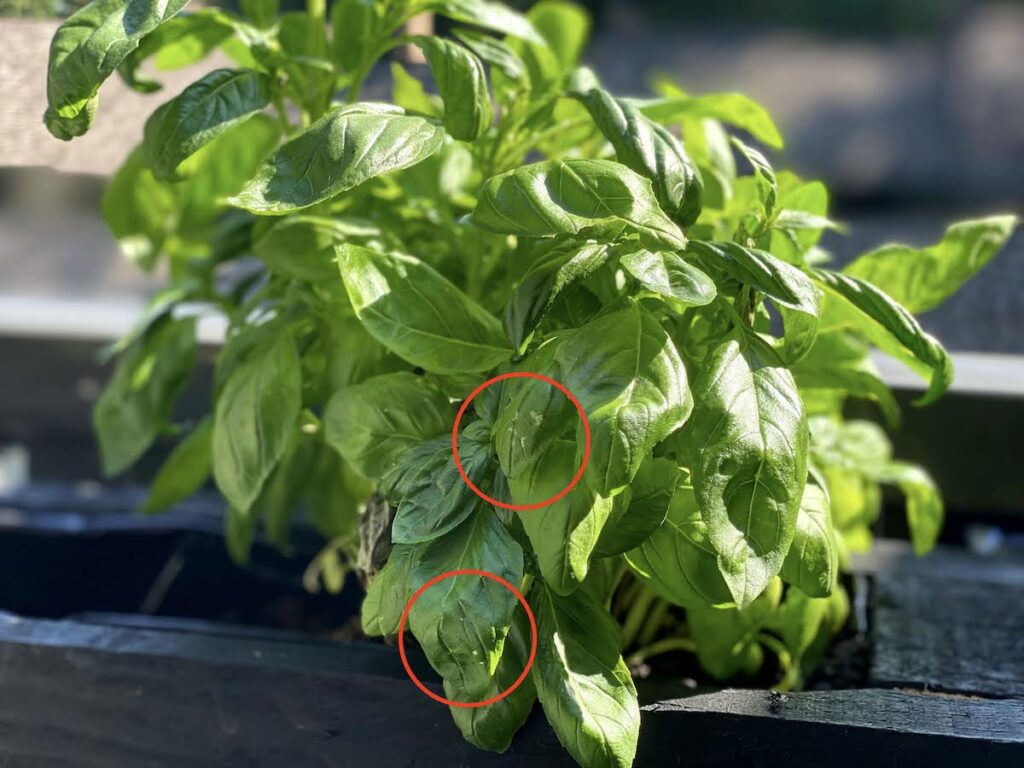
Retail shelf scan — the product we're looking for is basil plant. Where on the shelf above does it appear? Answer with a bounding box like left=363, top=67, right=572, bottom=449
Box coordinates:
left=45, top=0, right=1016, bottom=764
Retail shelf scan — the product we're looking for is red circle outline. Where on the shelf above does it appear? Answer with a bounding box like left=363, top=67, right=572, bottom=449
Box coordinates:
left=397, top=568, right=538, bottom=708
left=452, top=371, right=591, bottom=511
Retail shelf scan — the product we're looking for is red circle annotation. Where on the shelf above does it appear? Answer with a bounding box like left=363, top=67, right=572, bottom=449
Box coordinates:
left=451, top=371, right=591, bottom=512
left=397, top=568, right=538, bottom=709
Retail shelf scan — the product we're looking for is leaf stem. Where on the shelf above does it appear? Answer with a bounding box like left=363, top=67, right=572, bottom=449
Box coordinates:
left=626, top=636, right=697, bottom=667
left=619, top=585, right=658, bottom=651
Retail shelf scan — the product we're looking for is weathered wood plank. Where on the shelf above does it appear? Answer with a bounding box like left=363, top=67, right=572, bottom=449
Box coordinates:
left=1, top=614, right=1021, bottom=767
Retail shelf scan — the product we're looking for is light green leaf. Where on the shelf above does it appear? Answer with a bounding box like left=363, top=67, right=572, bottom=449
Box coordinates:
left=732, top=136, right=777, bottom=218
left=446, top=604, right=537, bottom=752
left=843, top=215, right=1018, bottom=313
left=504, top=239, right=612, bottom=352
left=509, top=439, right=613, bottom=595
left=229, top=104, right=445, bottom=213
left=620, top=249, right=716, bottom=309
left=414, top=36, right=492, bottom=141
left=94, top=315, right=196, bottom=476
left=471, top=159, right=687, bottom=250
left=421, top=0, right=543, bottom=44
left=525, top=0, right=590, bottom=70
left=571, top=72, right=703, bottom=225
left=687, top=578, right=782, bottom=679
left=638, top=91, right=784, bottom=149
left=142, top=416, right=212, bottom=513
left=876, top=462, right=944, bottom=555
left=531, top=581, right=640, bottom=768
left=323, top=372, right=452, bottom=480
left=337, top=244, right=511, bottom=373
left=624, top=483, right=732, bottom=607
left=212, top=332, right=301, bottom=513
left=330, top=0, right=384, bottom=72
left=142, top=67, right=272, bottom=180
left=390, top=61, right=443, bottom=117
left=119, top=11, right=236, bottom=93
left=409, top=512, right=524, bottom=699
left=812, top=268, right=952, bottom=405
left=595, top=456, right=678, bottom=557
left=558, top=304, right=692, bottom=496
left=44, top=0, right=191, bottom=139
left=780, top=482, right=838, bottom=597
left=678, top=336, right=808, bottom=607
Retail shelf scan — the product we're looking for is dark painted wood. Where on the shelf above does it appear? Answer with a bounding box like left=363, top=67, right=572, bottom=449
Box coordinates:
left=1, top=613, right=1022, bottom=767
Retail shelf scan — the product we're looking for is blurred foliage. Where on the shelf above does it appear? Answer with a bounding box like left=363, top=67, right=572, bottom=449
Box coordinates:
left=0, top=0, right=87, bottom=17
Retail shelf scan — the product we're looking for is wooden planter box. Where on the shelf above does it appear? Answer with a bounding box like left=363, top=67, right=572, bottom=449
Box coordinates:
left=0, top=488, right=1021, bottom=767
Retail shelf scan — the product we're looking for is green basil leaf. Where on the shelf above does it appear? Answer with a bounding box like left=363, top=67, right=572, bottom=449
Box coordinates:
left=324, top=314, right=405, bottom=390
left=453, top=27, right=528, bottom=84
left=620, top=249, right=716, bottom=309
left=780, top=483, right=837, bottom=597
left=330, top=0, right=384, bottom=72
left=337, top=243, right=511, bottom=373
left=692, top=239, right=821, bottom=361
left=142, top=67, right=272, bottom=180
left=94, top=315, right=197, bottom=477
left=679, top=335, right=808, bottom=607
left=361, top=543, right=416, bottom=636
left=524, top=0, right=590, bottom=71
left=212, top=332, right=302, bottom=513
left=471, top=159, right=687, bottom=250
left=558, top=304, right=692, bottom=496
left=229, top=105, right=445, bottom=213
left=142, top=416, right=212, bottom=513
left=875, top=462, right=943, bottom=555
left=812, top=268, right=952, bottom=405
left=769, top=584, right=829, bottom=666
left=531, top=580, right=640, bottom=768
left=421, top=0, right=543, bottom=43
left=637, top=91, right=784, bottom=149
left=413, top=36, right=492, bottom=141
left=240, top=0, right=277, bottom=28
left=44, top=0, right=191, bottom=139
left=792, top=331, right=900, bottom=427
left=409, top=512, right=524, bottom=699
left=687, top=577, right=782, bottom=680
left=504, top=240, right=612, bottom=352
left=391, top=61, right=443, bottom=117
left=843, top=215, right=1018, bottom=313
left=225, top=504, right=258, bottom=565
left=509, top=439, right=613, bottom=595
left=324, top=372, right=452, bottom=479
left=595, top=456, right=678, bottom=557
left=624, top=483, right=732, bottom=607
left=253, top=215, right=376, bottom=282
left=385, top=433, right=494, bottom=544
left=446, top=604, right=537, bottom=752
left=731, top=136, right=777, bottom=218
left=494, top=338, right=576, bottom=480
left=571, top=73, right=703, bottom=226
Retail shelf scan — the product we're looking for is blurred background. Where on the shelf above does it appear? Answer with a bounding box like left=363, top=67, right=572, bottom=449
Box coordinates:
left=0, top=0, right=1021, bottom=499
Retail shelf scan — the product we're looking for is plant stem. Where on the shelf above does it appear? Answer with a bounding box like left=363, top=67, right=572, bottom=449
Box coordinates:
left=626, top=636, right=697, bottom=667
left=619, top=585, right=657, bottom=651
left=636, top=597, right=670, bottom=647
left=307, top=0, right=327, bottom=57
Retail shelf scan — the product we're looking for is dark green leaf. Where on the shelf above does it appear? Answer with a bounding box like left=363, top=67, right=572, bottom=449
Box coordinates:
left=253, top=215, right=378, bottom=282
left=678, top=335, right=808, bottom=607
left=330, top=0, right=384, bottom=72
left=414, top=36, right=492, bottom=141
left=324, top=372, right=452, bottom=479
left=44, top=0, right=191, bottom=139
left=229, top=105, right=445, bottom=213
left=337, top=243, right=510, bottom=373
left=595, top=456, right=678, bottom=557
left=531, top=581, right=640, bottom=768
left=94, top=315, right=196, bottom=476
left=504, top=240, right=612, bottom=352
left=471, top=159, right=687, bottom=250
left=142, top=67, right=272, bottom=180
left=361, top=543, right=417, bottom=636
left=212, top=332, right=302, bottom=513
left=843, top=215, right=1017, bottom=313
left=142, top=416, right=212, bottom=513
left=409, top=512, right=524, bottom=699
left=446, top=604, right=537, bottom=752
